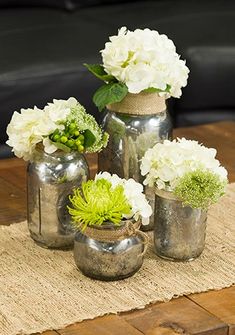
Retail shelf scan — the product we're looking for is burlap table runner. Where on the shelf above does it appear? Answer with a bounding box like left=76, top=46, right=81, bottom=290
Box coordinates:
left=1, top=184, right=235, bottom=335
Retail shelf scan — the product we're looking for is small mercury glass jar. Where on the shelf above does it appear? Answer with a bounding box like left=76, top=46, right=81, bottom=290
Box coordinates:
left=73, top=219, right=148, bottom=281
left=154, top=189, right=207, bottom=261
left=27, top=148, right=89, bottom=249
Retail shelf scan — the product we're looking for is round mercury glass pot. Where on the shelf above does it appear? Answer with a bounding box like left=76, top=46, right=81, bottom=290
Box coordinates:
left=74, top=219, right=148, bottom=281
left=98, top=92, right=172, bottom=231
left=27, top=148, right=89, bottom=249
left=154, top=189, right=207, bottom=261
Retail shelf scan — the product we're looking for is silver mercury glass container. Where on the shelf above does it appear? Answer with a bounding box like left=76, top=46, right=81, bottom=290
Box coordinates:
left=98, top=92, right=172, bottom=231
left=74, top=219, right=148, bottom=281
left=27, top=148, right=89, bottom=249
left=154, top=189, right=207, bottom=261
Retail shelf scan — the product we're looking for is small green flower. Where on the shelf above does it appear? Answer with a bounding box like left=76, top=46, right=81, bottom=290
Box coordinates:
left=174, top=169, right=227, bottom=209
left=68, top=179, right=131, bottom=230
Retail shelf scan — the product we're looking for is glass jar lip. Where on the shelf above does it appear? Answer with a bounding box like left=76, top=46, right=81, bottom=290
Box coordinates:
left=32, top=143, right=83, bottom=159
left=155, top=188, right=180, bottom=201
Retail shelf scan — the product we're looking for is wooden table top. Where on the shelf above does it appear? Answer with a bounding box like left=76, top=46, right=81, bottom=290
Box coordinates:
left=1, top=121, right=235, bottom=335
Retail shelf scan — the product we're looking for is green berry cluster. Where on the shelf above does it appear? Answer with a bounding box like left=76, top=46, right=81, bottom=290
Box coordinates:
left=50, top=121, right=85, bottom=152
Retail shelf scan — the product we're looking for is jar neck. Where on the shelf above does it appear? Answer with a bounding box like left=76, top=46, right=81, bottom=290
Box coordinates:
left=88, top=218, right=138, bottom=231
left=31, top=144, right=82, bottom=162
left=79, top=218, right=141, bottom=243
left=155, top=188, right=208, bottom=213
left=155, top=188, right=180, bottom=201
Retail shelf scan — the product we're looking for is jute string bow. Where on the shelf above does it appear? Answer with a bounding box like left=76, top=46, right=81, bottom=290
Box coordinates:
left=79, top=219, right=149, bottom=257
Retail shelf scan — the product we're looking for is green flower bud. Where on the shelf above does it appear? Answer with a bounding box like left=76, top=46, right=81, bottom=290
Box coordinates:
left=67, top=139, right=75, bottom=148
left=53, top=134, right=60, bottom=142
left=60, top=136, right=68, bottom=143
left=69, top=122, right=77, bottom=130
left=74, top=130, right=80, bottom=137
left=78, top=134, right=84, bottom=143
left=78, top=145, right=84, bottom=152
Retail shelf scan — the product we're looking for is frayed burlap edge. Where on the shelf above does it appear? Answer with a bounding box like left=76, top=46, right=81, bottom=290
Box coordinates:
left=107, top=92, right=166, bottom=115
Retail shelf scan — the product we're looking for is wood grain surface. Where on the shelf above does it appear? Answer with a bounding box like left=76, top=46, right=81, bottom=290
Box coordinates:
left=122, top=297, right=228, bottom=335
left=1, top=121, right=235, bottom=335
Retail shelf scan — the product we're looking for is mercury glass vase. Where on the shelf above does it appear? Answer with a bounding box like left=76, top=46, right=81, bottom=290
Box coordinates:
left=98, top=92, right=172, bottom=231
left=154, top=189, right=207, bottom=261
left=27, top=148, right=89, bottom=249
left=73, top=219, right=148, bottom=281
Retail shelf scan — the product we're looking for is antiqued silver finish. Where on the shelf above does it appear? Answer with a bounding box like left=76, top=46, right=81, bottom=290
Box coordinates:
left=98, top=109, right=172, bottom=231
left=154, top=189, right=207, bottom=261
left=27, top=149, right=89, bottom=249
left=73, top=221, right=147, bottom=281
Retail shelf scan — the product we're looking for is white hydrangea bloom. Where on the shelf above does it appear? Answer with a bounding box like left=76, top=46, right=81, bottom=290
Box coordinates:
left=44, top=97, right=76, bottom=124
left=140, top=138, right=228, bottom=191
left=6, top=97, right=108, bottom=160
left=101, top=27, right=189, bottom=97
left=41, top=97, right=79, bottom=153
left=95, top=171, right=122, bottom=188
left=6, top=97, right=81, bottom=160
left=6, top=104, right=67, bottom=160
left=6, top=107, right=46, bottom=160
left=42, top=137, right=58, bottom=154
left=95, top=172, right=152, bottom=224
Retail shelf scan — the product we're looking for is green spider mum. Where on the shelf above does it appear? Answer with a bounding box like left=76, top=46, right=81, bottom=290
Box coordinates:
left=174, top=169, right=227, bottom=209
left=68, top=179, right=131, bottom=229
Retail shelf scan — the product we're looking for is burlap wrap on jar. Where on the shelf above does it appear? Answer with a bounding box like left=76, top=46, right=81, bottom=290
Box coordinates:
left=107, top=92, right=167, bottom=115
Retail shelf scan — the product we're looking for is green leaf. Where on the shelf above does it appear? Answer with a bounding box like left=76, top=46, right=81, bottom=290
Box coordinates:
left=93, top=82, right=128, bottom=112
left=84, top=63, right=117, bottom=83
left=143, top=84, right=171, bottom=93
left=83, top=129, right=96, bottom=148
left=53, top=142, right=71, bottom=153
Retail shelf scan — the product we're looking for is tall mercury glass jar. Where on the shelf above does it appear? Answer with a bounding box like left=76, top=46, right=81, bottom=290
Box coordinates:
left=98, top=92, right=172, bottom=231
left=27, top=148, right=89, bottom=249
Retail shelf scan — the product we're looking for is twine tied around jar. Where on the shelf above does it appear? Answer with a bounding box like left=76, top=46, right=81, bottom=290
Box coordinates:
left=78, top=219, right=149, bottom=257
left=107, top=92, right=166, bottom=116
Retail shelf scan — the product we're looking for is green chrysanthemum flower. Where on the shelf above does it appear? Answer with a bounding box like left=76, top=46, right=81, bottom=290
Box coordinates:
left=68, top=179, right=131, bottom=229
left=174, top=169, right=227, bottom=209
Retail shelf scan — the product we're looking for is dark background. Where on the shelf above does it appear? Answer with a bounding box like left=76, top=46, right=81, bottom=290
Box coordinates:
left=1, top=0, right=235, bottom=157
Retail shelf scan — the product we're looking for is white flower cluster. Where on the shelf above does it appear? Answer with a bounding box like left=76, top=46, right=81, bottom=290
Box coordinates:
left=43, top=97, right=77, bottom=154
left=95, top=172, right=152, bottom=225
left=101, top=27, right=189, bottom=97
left=7, top=98, right=80, bottom=160
left=140, top=138, right=228, bottom=190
